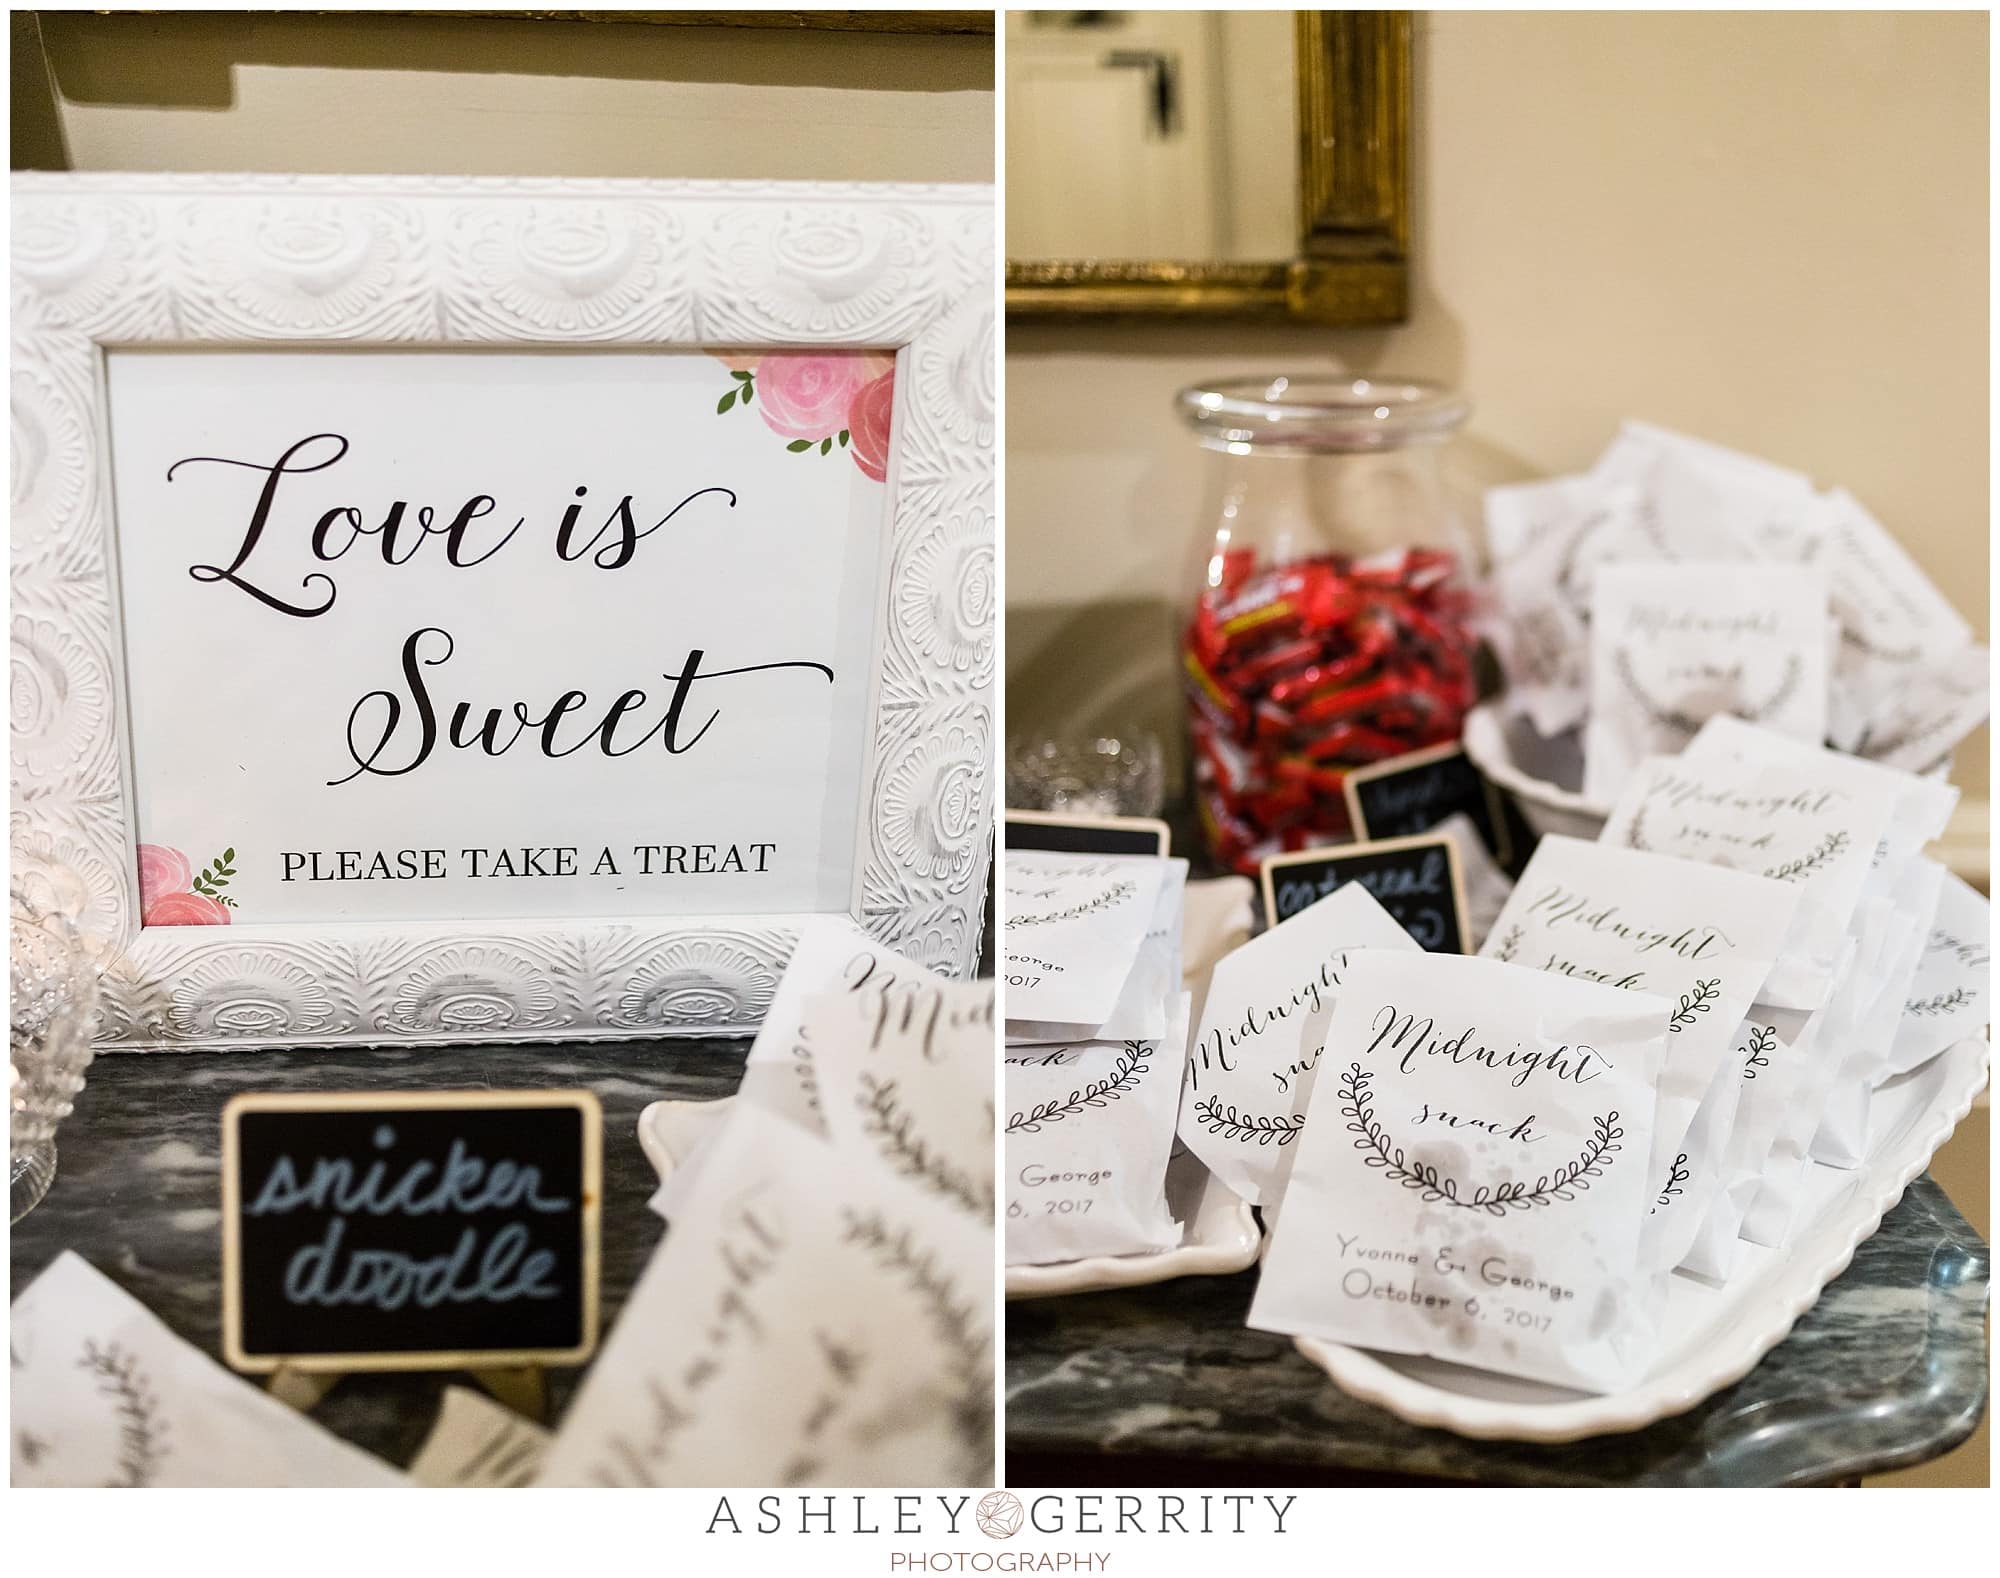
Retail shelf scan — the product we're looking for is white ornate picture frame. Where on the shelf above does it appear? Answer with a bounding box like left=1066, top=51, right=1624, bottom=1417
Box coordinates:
left=11, top=174, right=995, bottom=1050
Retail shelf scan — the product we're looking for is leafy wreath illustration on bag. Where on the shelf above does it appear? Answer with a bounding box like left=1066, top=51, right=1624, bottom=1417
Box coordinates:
left=838, top=1206, right=991, bottom=1483
left=1906, top=986, right=1974, bottom=1019
left=1189, top=1095, right=1306, bottom=1147
left=1612, top=646, right=1803, bottom=734
left=1760, top=829, right=1850, bottom=883
left=1338, top=1064, right=1621, bottom=1216
left=1855, top=706, right=1962, bottom=768
left=1741, top=1021, right=1777, bottom=1079
left=1004, top=879, right=1139, bottom=931
left=855, top=1071, right=993, bottom=1218
left=1839, top=623, right=1922, bottom=663
left=1004, top=1041, right=1152, bottom=1133
left=1668, top=977, right=1721, bottom=1033
left=1652, top=1151, right=1691, bottom=1211
left=77, top=1340, right=168, bottom=1489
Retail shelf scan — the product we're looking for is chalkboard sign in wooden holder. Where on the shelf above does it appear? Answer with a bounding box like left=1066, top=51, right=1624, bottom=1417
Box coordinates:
left=1260, top=833, right=1469, bottom=953
left=1004, top=808, right=1172, bottom=857
left=1343, top=742, right=1513, bottom=869
left=222, top=1090, right=602, bottom=1384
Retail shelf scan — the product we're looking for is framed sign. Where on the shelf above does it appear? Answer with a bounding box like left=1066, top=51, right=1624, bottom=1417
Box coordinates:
left=1260, top=832, right=1467, bottom=951
left=10, top=174, right=995, bottom=1047
left=1002, top=808, right=1171, bottom=857
left=222, top=1089, right=600, bottom=1374
left=1343, top=741, right=1512, bottom=868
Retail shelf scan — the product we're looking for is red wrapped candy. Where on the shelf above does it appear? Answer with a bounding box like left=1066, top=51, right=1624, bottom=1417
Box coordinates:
left=1182, top=546, right=1478, bottom=874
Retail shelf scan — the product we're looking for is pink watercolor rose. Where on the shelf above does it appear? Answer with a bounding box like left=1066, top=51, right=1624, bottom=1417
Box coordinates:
left=756, top=354, right=872, bottom=442
left=846, top=370, right=896, bottom=483
left=144, top=889, right=231, bottom=927
left=137, top=844, right=193, bottom=908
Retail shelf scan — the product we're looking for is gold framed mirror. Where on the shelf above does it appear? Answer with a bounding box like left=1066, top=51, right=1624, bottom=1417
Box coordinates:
left=1005, top=10, right=1409, bottom=325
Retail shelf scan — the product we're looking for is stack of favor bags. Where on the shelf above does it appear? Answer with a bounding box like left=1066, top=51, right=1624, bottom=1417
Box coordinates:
left=1000, top=850, right=1202, bottom=1268
left=1204, top=423, right=1990, bottom=1394
left=1481, top=420, right=1989, bottom=803
left=537, top=919, right=995, bottom=1487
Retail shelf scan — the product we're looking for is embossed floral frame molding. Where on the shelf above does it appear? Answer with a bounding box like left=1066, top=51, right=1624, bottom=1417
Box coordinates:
left=11, top=173, right=996, bottom=1051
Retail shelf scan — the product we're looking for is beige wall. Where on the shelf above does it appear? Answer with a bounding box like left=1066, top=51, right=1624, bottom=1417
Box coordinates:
left=36, top=12, right=992, bottom=184
left=1006, top=9, right=1990, bottom=803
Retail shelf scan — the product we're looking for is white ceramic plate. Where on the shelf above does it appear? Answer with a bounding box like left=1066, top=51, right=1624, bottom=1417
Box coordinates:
left=1006, top=1147, right=1262, bottom=1300
left=1293, top=1036, right=1990, bottom=1442
left=636, top=1095, right=735, bottom=1221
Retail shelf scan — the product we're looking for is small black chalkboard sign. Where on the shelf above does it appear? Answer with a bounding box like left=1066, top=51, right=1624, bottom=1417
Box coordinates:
left=1004, top=808, right=1171, bottom=857
left=1260, top=833, right=1468, bottom=953
left=1343, top=742, right=1512, bottom=868
left=222, top=1090, right=601, bottom=1374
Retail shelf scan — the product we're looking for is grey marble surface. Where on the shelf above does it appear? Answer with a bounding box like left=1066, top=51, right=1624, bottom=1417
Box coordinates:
left=13, top=1041, right=1988, bottom=1487
left=9, top=1040, right=747, bottom=1471
left=1005, top=1174, right=1989, bottom=1487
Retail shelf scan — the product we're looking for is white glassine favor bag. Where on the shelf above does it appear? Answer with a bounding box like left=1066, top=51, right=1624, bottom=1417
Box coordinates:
left=1683, top=713, right=1958, bottom=866
left=1008, top=859, right=1187, bottom=1044
left=1480, top=476, right=1645, bottom=737
left=1430, top=811, right=1514, bottom=952
left=734, top=915, right=948, bottom=1144
left=1741, top=940, right=1865, bottom=1247
left=1810, top=859, right=1943, bottom=1168
left=1583, top=563, right=1830, bottom=803
left=1599, top=754, right=1894, bottom=1011
left=1249, top=951, right=1669, bottom=1393
left=1003, top=996, right=1190, bottom=1266
left=1178, top=883, right=1420, bottom=1209
left=1811, top=488, right=1976, bottom=752
left=1853, top=640, right=1991, bottom=775
left=1002, top=852, right=1169, bottom=1028
left=1591, top=420, right=1823, bottom=563
left=1677, top=1002, right=1822, bottom=1283
left=1478, top=836, right=1797, bottom=1273
left=1890, top=872, right=1992, bottom=1077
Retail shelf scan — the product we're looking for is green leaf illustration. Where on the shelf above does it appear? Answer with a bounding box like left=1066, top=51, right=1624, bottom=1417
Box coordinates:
left=716, top=389, right=737, bottom=414
left=820, top=437, right=833, bottom=455
left=731, top=369, right=752, bottom=382
left=838, top=429, right=850, bottom=447
left=741, top=379, right=754, bottom=404
left=787, top=439, right=812, bottom=452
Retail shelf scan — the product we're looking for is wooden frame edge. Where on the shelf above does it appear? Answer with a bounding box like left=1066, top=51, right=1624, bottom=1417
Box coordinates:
left=1005, top=11, right=1411, bottom=325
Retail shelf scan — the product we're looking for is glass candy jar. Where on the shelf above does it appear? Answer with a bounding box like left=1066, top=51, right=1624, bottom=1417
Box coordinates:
left=1176, top=376, right=1476, bottom=874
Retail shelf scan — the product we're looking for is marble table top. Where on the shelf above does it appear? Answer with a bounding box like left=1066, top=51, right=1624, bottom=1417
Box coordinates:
left=14, top=1040, right=1988, bottom=1486
left=9, top=1039, right=748, bottom=1471
left=1005, top=1173, right=1989, bottom=1487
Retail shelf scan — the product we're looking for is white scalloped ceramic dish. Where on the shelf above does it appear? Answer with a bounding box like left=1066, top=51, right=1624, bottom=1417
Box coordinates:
left=1292, top=1036, right=1989, bottom=1442
left=1006, top=1147, right=1262, bottom=1300
left=1461, top=700, right=1612, bottom=842
left=636, top=1095, right=736, bottom=1221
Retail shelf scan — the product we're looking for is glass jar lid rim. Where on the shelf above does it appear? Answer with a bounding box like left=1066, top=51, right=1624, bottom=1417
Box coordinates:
left=1177, top=375, right=1470, bottom=450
